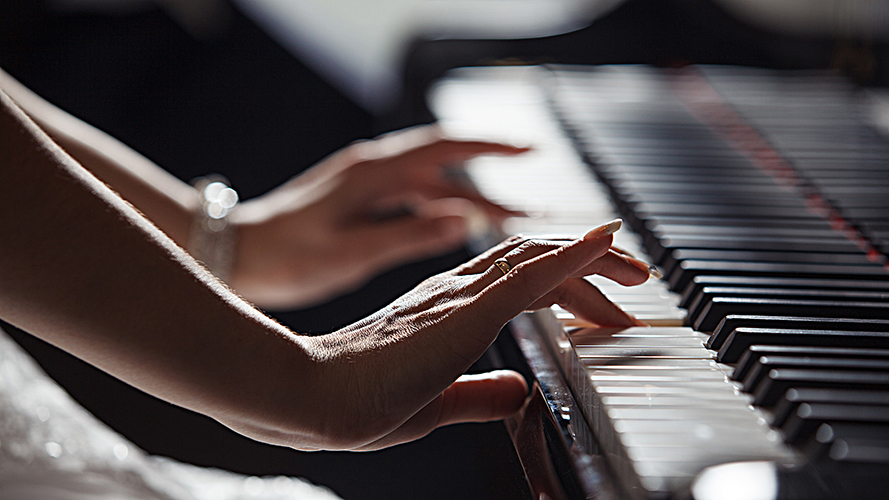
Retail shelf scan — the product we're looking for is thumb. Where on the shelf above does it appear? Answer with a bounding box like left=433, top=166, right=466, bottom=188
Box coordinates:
left=436, top=370, right=529, bottom=425
left=353, top=370, right=528, bottom=451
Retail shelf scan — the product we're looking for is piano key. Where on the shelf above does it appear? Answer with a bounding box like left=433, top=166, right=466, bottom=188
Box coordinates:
left=771, top=388, right=889, bottom=428
left=782, top=403, right=889, bottom=446
left=805, top=422, right=889, bottom=465
left=752, top=369, right=889, bottom=409
left=688, top=288, right=889, bottom=329
left=663, top=250, right=875, bottom=278
left=696, top=297, right=889, bottom=333
left=733, top=345, right=889, bottom=382
left=601, top=395, right=753, bottom=408
left=741, top=356, right=889, bottom=394
left=717, top=327, right=889, bottom=363
left=688, top=287, right=889, bottom=332
left=654, top=239, right=863, bottom=266
left=670, top=261, right=888, bottom=295
left=684, top=276, right=889, bottom=309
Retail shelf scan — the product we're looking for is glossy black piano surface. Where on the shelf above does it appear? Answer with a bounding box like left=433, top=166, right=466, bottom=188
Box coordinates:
left=431, top=64, right=889, bottom=500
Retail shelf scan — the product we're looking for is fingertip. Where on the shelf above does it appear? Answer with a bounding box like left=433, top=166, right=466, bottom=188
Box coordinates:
left=445, top=370, right=529, bottom=423
left=583, top=218, right=622, bottom=240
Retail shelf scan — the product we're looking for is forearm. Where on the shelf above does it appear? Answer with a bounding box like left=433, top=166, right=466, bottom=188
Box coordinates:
left=0, top=68, right=198, bottom=246
left=0, top=88, right=322, bottom=447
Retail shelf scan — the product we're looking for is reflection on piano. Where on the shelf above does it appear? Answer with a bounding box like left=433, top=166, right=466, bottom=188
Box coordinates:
left=430, top=65, right=889, bottom=499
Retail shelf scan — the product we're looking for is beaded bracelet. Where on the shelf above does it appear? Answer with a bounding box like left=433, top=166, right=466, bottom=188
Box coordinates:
left=189, top=176, right=239, bottom=281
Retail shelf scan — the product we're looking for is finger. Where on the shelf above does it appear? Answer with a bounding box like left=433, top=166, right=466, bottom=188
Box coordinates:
left=352, top=370, right=528, bottom=451
left=453, top=234, right=527, bottom=274
left=409, top=181, right=524, bottom=220
left=610, top=245, right=637, bottom=259
left=468, top=220, right=622, bottom=291
left=347, top=213, right=469, bottom=271
left=528, top=278, right=642, bottom=327
left=572, top=250, right=653, bottom=286
left=475, top=228, right=618, bottom=329
left=364, top=125, right=530, bottom=165
left=453, top=234, right=578, bottom=276
left=401, top=138, right=531, bottom=166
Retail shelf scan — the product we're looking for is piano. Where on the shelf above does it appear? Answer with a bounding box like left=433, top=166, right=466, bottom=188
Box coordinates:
left=429, top=64, right=889, bottom=500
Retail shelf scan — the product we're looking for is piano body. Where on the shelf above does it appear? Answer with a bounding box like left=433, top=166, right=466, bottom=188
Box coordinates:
left=429, top=63, right=889, bottom=499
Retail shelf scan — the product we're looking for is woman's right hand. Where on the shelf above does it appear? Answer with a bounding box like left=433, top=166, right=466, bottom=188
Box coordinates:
left=220, top=221, right=652, bottom=451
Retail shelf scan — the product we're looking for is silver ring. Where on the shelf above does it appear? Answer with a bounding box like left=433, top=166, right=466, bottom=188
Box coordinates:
left=493, top=258, right=512, bottom=276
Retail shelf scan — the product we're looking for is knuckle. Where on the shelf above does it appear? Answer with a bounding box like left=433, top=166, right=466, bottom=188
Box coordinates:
left=508, top=263, right=540, bottom=306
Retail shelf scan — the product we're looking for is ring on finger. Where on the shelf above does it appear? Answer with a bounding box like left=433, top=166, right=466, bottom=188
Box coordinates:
left=493, top=258, right=512, bottom=276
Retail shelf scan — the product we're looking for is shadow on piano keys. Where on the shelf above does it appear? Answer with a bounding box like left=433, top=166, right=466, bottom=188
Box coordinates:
left=431, top=64, right=889, bottom=500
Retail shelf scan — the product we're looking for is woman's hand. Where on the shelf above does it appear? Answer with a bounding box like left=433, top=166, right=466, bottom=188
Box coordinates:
left=247, top=221, right=652, bottom=451
left=229, top=126, right=528, bottom=309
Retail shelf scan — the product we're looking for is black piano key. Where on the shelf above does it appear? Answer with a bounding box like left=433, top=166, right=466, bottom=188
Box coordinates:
left=709, top=315, right=889, bottom=351
left=671, top=261, right=888, bottom=298
left=741, top=356, right=889, bottom=394
left=841, top=207, right=889, bottom=223
left=622, top=193, right=806, bottom=211
left=772, top=388, right=889, bottom=429
left=647, top=223, right=842, bottom=243
left=716, top=327, right=889, bottom=363
left=612, top=183, right=800, bottom=202
left=733, top=345, right=889, bottom=382
left=588, top=152, right=751, bottom=169
left=752, top=369, right=889, bottom=409
left=805, top=422, right=889, bottom=467
left=687, top=288, right=889, bottom=329
left=783, top=403, right=889, bottom=447
left=684, top=276, right=889, bottom=310
left=597, top=162, right=767, bottom=176
left=655, top=239, right=864, bottom=267
left=695, top=297, right=889, bottom=333
left=645, top=215, right=836, bottom=230
left=584, top=145, right=745, bottom=161
left=667, top=250, right=874, bottom=281
left=831, top=196, right=889, bottom=210
left=633, top=201, right=816, bottom=219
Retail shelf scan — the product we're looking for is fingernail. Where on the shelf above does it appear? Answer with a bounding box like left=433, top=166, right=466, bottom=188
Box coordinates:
left=583, top=218, right=622, bottom=240
left=624, top=255, right=663, bottom=280
left=648, top=264, right=664, bottom=280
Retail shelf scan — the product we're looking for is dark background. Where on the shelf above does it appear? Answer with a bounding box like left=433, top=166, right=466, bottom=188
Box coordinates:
left=1, top=0, right=886, bottom=498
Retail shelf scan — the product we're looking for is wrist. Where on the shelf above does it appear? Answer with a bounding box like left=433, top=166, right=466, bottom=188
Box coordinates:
left=188, top=176, right=239, bottom=281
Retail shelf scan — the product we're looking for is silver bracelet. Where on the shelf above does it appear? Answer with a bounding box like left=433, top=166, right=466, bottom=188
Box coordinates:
left=189, top=176, right=239, bottom=281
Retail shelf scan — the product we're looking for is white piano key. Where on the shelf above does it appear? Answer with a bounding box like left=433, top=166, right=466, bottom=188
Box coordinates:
left=601, top=395, right=754, bottom=408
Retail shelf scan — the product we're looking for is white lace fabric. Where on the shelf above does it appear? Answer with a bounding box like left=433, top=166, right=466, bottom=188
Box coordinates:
left=0, top=328, right=341, bottom=500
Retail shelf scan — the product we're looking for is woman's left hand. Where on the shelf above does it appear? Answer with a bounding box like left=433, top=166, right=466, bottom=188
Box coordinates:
left=228, top=126, right=527, bottom=309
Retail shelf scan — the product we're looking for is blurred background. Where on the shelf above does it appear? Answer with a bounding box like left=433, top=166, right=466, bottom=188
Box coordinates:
left=1, top=0, right=888, bottom=498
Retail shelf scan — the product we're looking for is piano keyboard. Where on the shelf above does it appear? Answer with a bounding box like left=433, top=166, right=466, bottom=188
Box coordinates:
left=429, top=65, right=889, bottom=500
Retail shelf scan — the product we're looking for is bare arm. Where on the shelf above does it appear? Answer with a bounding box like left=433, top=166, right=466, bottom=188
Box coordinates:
left=0, top=86, right=323, bottom=445
left=0, top=68, right=198, bottom=245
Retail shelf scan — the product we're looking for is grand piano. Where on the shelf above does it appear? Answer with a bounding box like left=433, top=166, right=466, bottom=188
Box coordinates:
left=3, top=1, right=889, bottom=498
left=428, top=59, right=889, bottom=499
